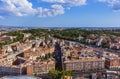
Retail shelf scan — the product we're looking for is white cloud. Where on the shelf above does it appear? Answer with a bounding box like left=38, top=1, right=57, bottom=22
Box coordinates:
left=0, top=0, right=86, bottom=18
left=0, top=0, right=35, bottom=16
left=41, top=0, right=65, bottom=3
left=98, top=0, right=120, bottom=11
left=41, top=0, right=87, bottom=6
left=36, top=4, right=64, bottom=17
left=0, top=0, right=120, bottom=19
left=0, top=16, right=4, bottom=19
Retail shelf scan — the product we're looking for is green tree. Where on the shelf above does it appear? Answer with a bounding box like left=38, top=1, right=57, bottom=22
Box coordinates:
left=49, top=70, right=59, bottom=79
left=49, top=70, right=73, bottom=79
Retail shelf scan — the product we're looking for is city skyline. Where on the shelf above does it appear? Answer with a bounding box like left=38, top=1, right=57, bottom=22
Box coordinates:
left=0, top=0, right=120, bottom=27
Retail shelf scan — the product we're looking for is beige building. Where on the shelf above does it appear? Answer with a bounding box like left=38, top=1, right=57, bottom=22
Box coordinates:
left=23, top=47, right=54, bottom=58
left=105, top=57, right=120, bottom=70
left=27, top=59, right=55, bottom=75
left=0, top=65, right=26, bottom=75
left=63, top=58, right=105, bottom=72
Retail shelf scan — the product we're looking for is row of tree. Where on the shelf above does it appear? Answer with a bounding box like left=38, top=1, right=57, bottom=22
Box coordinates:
left=49, top=69, right=73, bottom=79
left=2, top=28, right=120, bottom=49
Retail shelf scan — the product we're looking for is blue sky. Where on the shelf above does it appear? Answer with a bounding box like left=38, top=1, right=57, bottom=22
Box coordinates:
left=0, top=0, right=120, bottom=27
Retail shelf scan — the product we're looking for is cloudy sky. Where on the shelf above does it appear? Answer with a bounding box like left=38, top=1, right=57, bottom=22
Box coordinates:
left=0, top=0, right=120, bottom=27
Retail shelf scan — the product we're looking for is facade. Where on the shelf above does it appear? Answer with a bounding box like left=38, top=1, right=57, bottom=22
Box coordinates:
left=105, top=57, right=120, bottom=70
left=0, top=66, right=26, bottom=75
left=23, top=47, right=54, bottom=58
left=1, top=76, right=40, bottom=79
left=63, top=59, right=105, bottom=72
left=0, top=50, right=6, bottom=56
left=27, top=60, right=55, bottom=75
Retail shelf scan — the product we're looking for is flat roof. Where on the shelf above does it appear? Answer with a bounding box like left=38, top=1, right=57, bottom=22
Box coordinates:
left=64, top=59, right=104, bottom=63
left=1, top=76, right=41, bottom=79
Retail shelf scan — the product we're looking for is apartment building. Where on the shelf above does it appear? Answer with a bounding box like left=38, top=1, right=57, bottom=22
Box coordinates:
left=27, top=59, right=55, bottom=75
left=63, top=58, right=105, bottom=72
left=23, top=47, right=54, bottom=58
left=105, top=57, right=120, bottom=70
left=0, top=49, right=6, bottom=56
left=0, top=65, right=26, bottom=75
